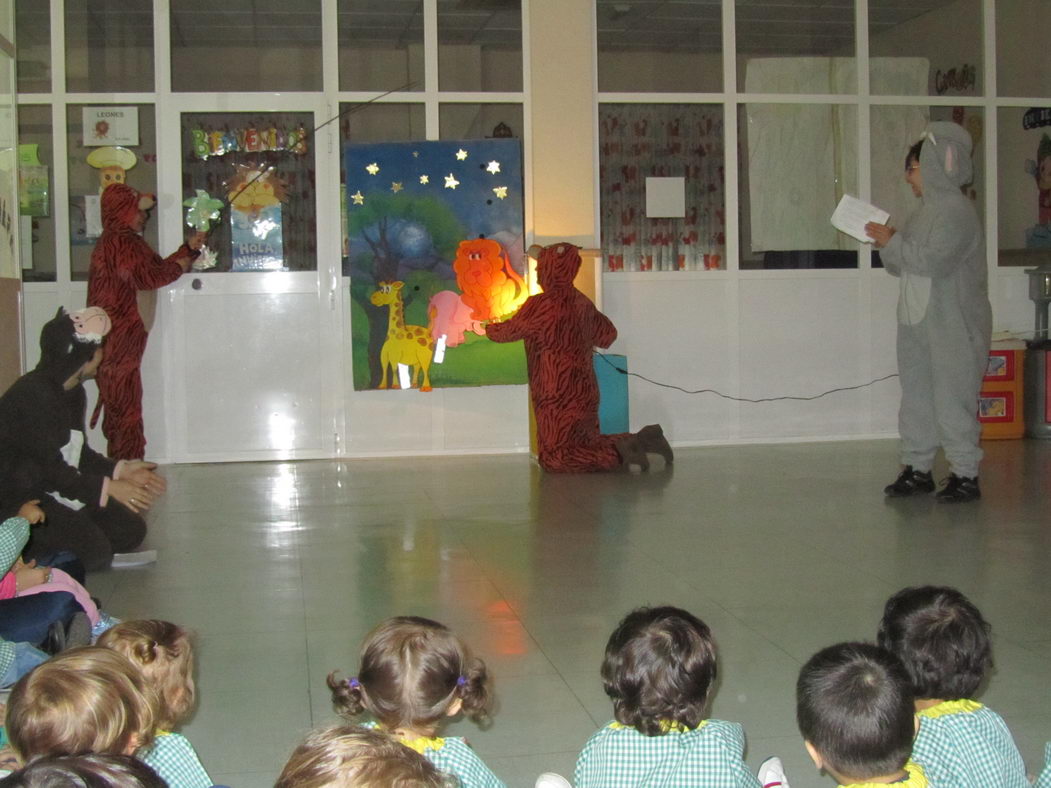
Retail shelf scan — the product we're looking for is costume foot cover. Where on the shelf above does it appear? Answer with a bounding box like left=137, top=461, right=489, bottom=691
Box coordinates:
left=884, top=466, right=935, bottom=497
left=638, top=423, right=674, bottom=464
left=615, top=434, right=650, bottom=471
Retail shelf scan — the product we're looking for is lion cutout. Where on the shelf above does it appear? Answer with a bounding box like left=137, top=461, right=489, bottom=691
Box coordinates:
left=453, top=238, right=528, bottom=323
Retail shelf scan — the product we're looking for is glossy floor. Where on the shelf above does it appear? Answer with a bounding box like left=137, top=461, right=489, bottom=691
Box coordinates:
left=86, top=438, right=1051, bottom=787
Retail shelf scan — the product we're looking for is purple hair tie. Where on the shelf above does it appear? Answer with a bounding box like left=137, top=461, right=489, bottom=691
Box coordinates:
left=456, top=676, right=467, bottom=687
left=347, top=677, right=361, bottom=690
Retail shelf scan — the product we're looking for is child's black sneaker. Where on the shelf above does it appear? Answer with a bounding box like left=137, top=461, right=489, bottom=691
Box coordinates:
left=935, top=473, right=980, bottom=503
left=883, top=466, right=935, bottom=497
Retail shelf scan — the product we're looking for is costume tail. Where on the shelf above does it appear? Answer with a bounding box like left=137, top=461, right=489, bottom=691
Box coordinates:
left=90, top=398, right=103, bottom=430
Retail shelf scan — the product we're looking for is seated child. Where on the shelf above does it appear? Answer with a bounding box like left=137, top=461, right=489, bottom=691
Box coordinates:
left=327, top=615, right=504, bottom=788
left=573, top=606, right=760, bottom=788
left=877, top=586, right=1029, bottom=788
left=96, top=620, right=212, bottom=788
left=4, top=646, right=156, bottom=763
left=0, top=753, right=166, bottom=787
left=1, top=502, right=118, bottom=643
left=0, top=640, right=47, bottom=690
left=796, top=641, right=924, bottom=787
left=275, top=723, right=458, bottom=787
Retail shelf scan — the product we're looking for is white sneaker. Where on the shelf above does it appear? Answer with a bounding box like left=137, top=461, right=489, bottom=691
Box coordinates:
left=535, top=774, right=572, bottom=788
left=111, top=550, right=157, bottom=568
left=758, top=756, right=790, bottom=788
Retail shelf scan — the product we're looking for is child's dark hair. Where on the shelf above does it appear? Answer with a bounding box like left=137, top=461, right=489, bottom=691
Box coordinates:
left=877, top=585, right=991, bottom=700
left=600, top=606, right=716, bottom=737
left=906, top=139, right=924, bottom=170
left=0, top=753, right=166, bottom=787
left=326, top=616, right=492, bottom=732
left=797, top=642, right=915, bottom=781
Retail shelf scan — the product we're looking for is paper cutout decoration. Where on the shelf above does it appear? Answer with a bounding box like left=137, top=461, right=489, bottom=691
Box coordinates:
left=225, top=165, right=288, bottom=271
left=183, top=189, right=224, bottom=232
left=86, top=146, right=136, bottom=193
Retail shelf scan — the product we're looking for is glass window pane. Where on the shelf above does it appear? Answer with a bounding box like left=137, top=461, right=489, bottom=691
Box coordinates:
left=339, top=0, right=423, bottom=92
left=599, top=104, right=726, bottom=272
left=65, top=0, right=153, bottom=93
left=740, top=102, right=858, bottom=269
left=18, top=105, right=56, bottom=282
left=596, top=0, right=722, bottom=92
left=181, top=112, right=317, bottom=272
left=438, top=0, right=522, bottom=92
left=737, top=1, right=855, bottom=95
left=16, top=2, right=50, bottom=93
left=997, top=2, right=1051, bottom=97
left=439, top=103, right=521, bottom=141
left=67, top=104, right=157, bottom=281
left=998, top=106, right=1049, bottom=265
left=869, top=0, right=980, bottom=97
left=171, top=2, right=321, bottom=93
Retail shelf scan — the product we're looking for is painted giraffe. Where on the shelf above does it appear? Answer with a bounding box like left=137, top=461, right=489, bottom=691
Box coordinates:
left=369, top=281, right=435, bottom=391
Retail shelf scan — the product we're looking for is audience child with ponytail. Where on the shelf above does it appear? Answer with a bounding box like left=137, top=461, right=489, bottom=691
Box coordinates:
left=97, top=620, right=213, bottom=788
left=327, top=616, right=505, bottom=788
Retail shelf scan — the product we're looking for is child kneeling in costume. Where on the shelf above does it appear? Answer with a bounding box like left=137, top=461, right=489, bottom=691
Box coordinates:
left=796, top=642, right=925, bottom=788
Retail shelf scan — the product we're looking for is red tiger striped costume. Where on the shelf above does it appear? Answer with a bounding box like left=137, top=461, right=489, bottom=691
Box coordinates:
left=87, top=183, right=196, bottom=460
left=487, top=243, right=626, bottom=472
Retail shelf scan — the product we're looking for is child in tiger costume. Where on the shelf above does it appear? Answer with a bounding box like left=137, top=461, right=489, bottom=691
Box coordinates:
left=87, top=183, right=204, bottom=460
left=487, top=243, right=672, bottom=472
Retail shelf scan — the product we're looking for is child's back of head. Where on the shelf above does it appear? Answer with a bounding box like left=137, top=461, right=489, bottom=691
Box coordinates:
left=0, top=753, right=166, bottom=787
left=601, top=606, right=717, bottom=736
left=877, top=585, right=991, bottom=701
left=96, top=619, right=195, bottom=730
left=796, top=642, right=916, bottom=784
left=326, top=616, right=492, bottom=734
left=5, top=647, right=156, bottom=762
left=275, top=724, right=458, bottom=787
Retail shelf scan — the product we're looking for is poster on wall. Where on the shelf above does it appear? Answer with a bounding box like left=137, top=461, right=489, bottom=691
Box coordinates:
left=82, top=107, right=139, bottom=146
left=1023, top=107, right=1051, bottom=249
left=227, top=165, right=287, bottom=271
left=345, top=139, right=527, bottom=391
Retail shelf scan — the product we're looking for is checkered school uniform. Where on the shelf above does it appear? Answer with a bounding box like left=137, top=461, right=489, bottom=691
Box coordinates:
left=837, top=761, right=928, bottom=788
left=573, top=720, right=761, bottom=788
left=364, top=722, right=505, bottom=787
left=910, top=699, right=1028, bottom=788
left=139, top=731, right=213, bottom=788
left=1034, top=742, right=1051, bottom=788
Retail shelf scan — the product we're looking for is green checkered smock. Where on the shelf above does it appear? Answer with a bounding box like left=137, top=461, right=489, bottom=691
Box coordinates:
left=573, top=720, right=761, bottom=788
left=364, top=722, right=505, bottom=787
left=911, top=700, right=1028, bottom=788
left=1035, top=742, right=1051, bottom=788
left=139, top=731, right=213, bottom=788
left=0, top=516, right=31, bottom=683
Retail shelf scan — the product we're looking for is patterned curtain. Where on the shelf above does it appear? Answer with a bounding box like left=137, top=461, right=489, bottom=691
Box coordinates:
left=599, top=104, right=725, bottom=271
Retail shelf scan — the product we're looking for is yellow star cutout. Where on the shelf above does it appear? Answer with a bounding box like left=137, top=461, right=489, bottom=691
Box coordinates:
left=419, top=175, right=430, bottom=185
left=455, top=149, right=468, bottom=161
left=444, top=173, right=460, bottom=189
left=351, top=190, right=365, bottom=205
left=493, top=186, right=508, bottom=200
left=486, top=160, right=501, bottom=174
left=391, top=182, right=403, bottom=193
left=365, top=162, right=380, bottom=175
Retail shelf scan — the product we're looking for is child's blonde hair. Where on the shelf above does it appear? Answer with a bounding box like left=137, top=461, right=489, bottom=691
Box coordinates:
left=5, top=647, right=156, bottom=761
left=96, top=620, right=195, bottom=731
left=327, top=616, right=492, bottom=733
left=275, top=724, right=458, bottom=787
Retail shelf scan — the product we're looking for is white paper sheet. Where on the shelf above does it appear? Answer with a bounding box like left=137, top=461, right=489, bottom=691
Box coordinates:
left=831, top=194, right=890, bottom=243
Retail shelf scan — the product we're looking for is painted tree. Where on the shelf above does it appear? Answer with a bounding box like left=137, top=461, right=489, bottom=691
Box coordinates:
left=347, top=193, right=466, bottom=387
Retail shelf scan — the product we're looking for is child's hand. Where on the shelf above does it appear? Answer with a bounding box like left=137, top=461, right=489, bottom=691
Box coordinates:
left=17, top=500, right=45, bottom=524
left=14, top=561, right=50, bottom=592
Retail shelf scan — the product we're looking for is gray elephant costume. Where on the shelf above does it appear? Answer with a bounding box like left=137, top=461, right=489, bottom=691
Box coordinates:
left=881, top=121, right=991, bottom=501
